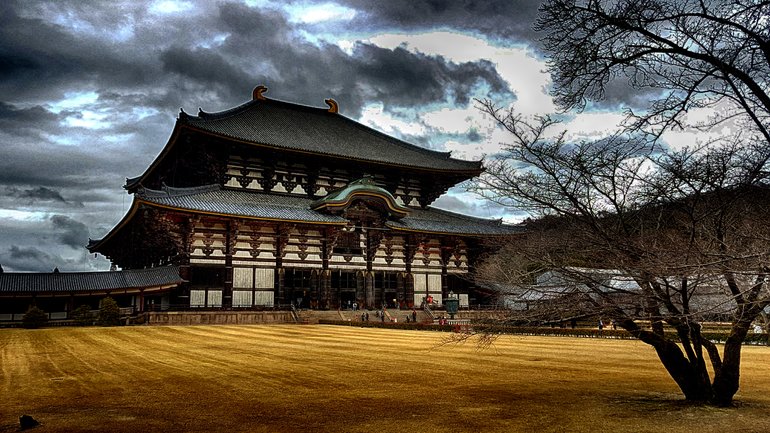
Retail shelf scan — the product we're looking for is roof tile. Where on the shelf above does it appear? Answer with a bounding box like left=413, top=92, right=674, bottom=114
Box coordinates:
left=183, top=98, right=482, bottom=172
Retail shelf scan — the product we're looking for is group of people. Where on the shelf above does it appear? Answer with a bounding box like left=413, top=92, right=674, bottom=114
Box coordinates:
left=359, top=309, right=419, bottom=324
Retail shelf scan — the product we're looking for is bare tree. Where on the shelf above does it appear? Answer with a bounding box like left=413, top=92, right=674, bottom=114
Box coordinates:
left=471, top=104, right=770, bottom=406
left=466, top=0, right=770, bottom=406
left=537, top=0, right=770, bottom=152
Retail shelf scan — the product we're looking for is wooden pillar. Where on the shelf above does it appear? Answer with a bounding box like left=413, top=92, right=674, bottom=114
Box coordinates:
left=320, top=270, right=331, bottom=310
left=440, top=239, right=454, bottom=303
left=137, top=290, right=145, bottom=313
left=223, top=221, right=239, bottom=309
left=404, top=235, right=417, bottom=308
left=67, top=294, right=75, bottom=318
left=321, top=228, right=338, bottom=309
left=405, top=273, right=415, bottom=308
left=355, top=271, right=365, bottom=307
left=364, top=229, right=382, bottom=308
left=364, top=271, right=375, bottom=308
left=274, top=224, right=290, bottom=307
left=310, top=270, right=319, bottom=309
left=178, top=216, right=197, bottom=309
left=275, top=268, right=285, bottom=306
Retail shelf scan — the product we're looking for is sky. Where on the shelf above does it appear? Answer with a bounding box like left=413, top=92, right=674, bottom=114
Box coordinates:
left=0, top=0, right=659, bottom=272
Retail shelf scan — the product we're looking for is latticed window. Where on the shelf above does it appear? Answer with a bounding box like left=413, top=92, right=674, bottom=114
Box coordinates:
left=283, top=268, right=312, bottom=289
left=374, top=271, right=398, bottom=290
left=332, top=270, right=357, bottom=290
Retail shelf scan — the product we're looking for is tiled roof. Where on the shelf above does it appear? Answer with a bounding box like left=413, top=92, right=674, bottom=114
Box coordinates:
left=180, top=97, right=482, bottom=173
left=0, top=266, right=183, bottom=294
left=137, top=185, right=521, bottom=236
left=138, top=185, right=348, bottom=224
left=387, top=207, right=525, bottom=236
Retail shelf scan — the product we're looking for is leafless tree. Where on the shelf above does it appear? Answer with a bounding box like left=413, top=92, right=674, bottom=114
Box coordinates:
left=471, top=102, right=770, bottom=405
left=467, top=0, right=770, bottom=406
left=537, top=0, right=770, bottom=151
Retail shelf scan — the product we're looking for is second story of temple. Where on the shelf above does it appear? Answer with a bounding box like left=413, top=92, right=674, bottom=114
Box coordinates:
left=125, top=85, right=484, bottom=208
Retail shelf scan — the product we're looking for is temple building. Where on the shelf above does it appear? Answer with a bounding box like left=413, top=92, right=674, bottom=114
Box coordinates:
left=87, top=86, right=520, bottom=311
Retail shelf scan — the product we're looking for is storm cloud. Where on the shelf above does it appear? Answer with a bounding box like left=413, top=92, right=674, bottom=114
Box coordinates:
left=0, top=0, right=654, bottom=271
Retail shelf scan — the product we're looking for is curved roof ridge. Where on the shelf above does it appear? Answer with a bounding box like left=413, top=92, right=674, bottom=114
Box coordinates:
left=184, top=97, right=327, bottom=122
left=139, top=184, right=220, bottom=198
left=425, top=205, right=504, bottom=224
left=183, top=96, right=481, bottom=169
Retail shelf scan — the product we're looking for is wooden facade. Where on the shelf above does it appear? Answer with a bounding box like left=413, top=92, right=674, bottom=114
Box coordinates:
left=89, top=86, right=520, bottom=310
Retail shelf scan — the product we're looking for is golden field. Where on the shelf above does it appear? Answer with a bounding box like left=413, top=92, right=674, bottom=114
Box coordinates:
left=1, top=325, right=769, bottom=432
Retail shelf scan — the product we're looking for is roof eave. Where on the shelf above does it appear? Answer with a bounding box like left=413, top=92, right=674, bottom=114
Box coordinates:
left=182, top=124, right=483, bottom=175
left=123, top=119, right=185, bottom=193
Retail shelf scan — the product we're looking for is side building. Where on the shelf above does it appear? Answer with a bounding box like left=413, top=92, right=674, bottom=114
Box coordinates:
left=88, top=86, right=521, bottom=311
left=0, top=266, right=183, bottom=322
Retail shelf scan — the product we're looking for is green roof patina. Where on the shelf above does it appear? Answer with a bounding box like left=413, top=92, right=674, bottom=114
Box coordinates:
left=311, top=177, right=410, bottom=218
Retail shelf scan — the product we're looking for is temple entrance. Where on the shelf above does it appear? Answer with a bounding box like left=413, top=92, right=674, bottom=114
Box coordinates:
left=332, top=270, right=358, bottom=309
left=375, top=271, right=399, bottom=309
left=339, top=291, right=357, bottom=309
left=283, top=268, right=313, bottom=308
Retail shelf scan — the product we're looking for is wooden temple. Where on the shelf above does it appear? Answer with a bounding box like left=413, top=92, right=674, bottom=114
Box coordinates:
left=88, top=86, right=521, bottom=311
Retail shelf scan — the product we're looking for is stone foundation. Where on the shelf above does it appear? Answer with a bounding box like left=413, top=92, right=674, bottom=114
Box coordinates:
left=147, top=311, right=293, bottom=325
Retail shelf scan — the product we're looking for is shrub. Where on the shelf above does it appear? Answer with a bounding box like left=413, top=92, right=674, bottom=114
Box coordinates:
left=97, top=297, right=121, bottom=326
left=71, top=304, right=94, bottom=326
left=22, top=306, right=48, bottom=329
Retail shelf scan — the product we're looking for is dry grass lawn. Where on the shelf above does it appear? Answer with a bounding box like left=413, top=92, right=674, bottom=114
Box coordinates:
left=1, top=325, right=769, bottom=432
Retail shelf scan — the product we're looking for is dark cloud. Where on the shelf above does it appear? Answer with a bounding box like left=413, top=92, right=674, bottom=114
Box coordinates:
left=2, top=245, right=64, bottom=273
left=333, top=0, right=544, bottom=44
left=160, top=46, right=254, bottom=101
left=0, top=102, right=57, bottom=124
left=50, top=215, right=90, bottom=249
left=0, top=0, right=540, bottom=271
left=587, top=77, right=666, bottom=111
left=13, top=186, right=68, bottom=203
left=466, top=128, right=482, bottom=142
left=0, top=3, right=149, bottom=102
left=161, top=2, right=514, bottom=117
left=0, top=102, right=61, bottom=138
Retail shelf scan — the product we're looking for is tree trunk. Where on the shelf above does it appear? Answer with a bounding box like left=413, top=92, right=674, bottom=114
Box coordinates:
left=711, top=321, right=750, bottom=406
left=652, top=339, right=713, bottom=402
left=622, top=320, right=714, bottom=402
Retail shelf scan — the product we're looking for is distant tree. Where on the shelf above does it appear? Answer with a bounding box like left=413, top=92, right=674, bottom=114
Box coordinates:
left=71, top=305, right=95, bottom=326
left=97, top=297, right=121, bottom=326
left=22, top=306, right=48, bottom=329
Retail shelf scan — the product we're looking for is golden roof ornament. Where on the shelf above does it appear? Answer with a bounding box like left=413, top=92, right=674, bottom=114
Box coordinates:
left=325, top=98, right=338, bottom=113
left=252, top=85, right=268, bottom=100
